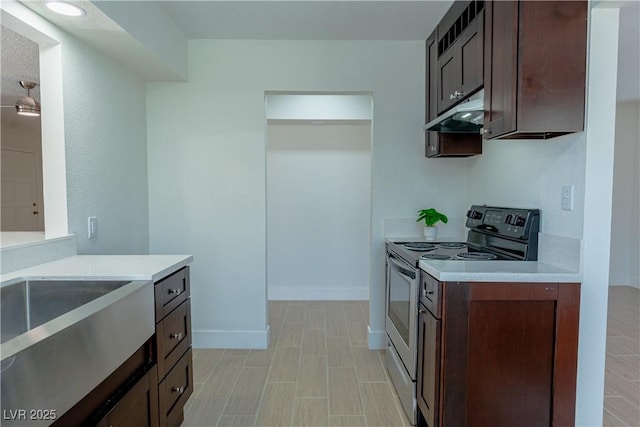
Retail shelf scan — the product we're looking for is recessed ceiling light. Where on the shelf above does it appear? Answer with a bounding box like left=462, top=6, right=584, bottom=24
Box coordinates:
left=45, top=1, right=86, bottom=17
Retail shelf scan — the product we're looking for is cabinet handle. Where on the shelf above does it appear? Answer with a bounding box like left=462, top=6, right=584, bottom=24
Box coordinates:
left=170, top=332, right=183, bottom=340
left=168, top=288, right=182, bottom=295
left=172, top=386, right=185, bottom=394
left=483, top=128, right=492, bottom=135
left=418, top=308, right=428, bottom=314
left=450, top=90, right=465, bottom=100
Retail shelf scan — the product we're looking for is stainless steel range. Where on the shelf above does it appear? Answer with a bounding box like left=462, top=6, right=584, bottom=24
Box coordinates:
left=384, top=205, right=540, bottom=425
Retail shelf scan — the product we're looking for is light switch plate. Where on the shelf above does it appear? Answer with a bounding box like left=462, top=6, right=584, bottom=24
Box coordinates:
left=88, top=216, right=97, bottom=239
left=561, top=185, right=574, bottom=211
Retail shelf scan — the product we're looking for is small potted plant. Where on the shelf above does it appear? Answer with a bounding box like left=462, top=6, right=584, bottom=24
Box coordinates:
left=417, top=208, right=448, bottom=241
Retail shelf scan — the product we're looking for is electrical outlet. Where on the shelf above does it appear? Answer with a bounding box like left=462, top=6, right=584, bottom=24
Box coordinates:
left=561, top=185, right=574, bottom=211
left=88, top=216, right=98, bottom=239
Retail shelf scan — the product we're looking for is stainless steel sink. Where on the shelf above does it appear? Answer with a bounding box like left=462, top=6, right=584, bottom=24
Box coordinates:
left=0, top=278, right=154, bottom=426
left=1, top=280, right=128, bottom=343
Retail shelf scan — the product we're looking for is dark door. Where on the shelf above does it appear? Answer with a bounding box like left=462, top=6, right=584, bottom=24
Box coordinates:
left=483, top=0, right=519, bottom=138
left=417, top=305, right=441, bottom=427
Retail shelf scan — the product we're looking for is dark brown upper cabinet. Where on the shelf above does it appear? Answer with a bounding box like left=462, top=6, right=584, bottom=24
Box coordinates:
left=483, top=1, right=588, bottom=140
left=425, top=3, right=483, bottom=158
left=436, top=0, right=485, bottom=114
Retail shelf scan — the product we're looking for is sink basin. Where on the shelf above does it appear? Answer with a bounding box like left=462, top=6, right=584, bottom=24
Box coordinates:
left=0, top=278, right=154, bottom=426
left=1, top=280, right=129, bottom=343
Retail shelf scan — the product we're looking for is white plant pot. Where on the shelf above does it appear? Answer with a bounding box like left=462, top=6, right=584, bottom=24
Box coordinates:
left=423, top=226, right=438, bottom=241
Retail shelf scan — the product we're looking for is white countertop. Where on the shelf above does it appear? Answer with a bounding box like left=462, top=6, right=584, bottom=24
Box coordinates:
left=419, top=259, right=581, bottom=283
left=1, top=255, right=193, bottom=285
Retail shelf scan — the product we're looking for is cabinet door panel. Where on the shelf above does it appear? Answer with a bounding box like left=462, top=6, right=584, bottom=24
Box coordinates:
left=460, top=14, right=484, bottom=96
left=437, top=50, right=459, bottom=114
left=484, top=0, right=518, bottom=138
left=417, top=308, right=441, bottom=427
left=466, top=300, right=555, bottom=427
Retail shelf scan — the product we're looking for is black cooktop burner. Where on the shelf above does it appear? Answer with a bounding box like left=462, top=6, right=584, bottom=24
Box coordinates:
left=403, top=243, right=437, bottom=251
left=438, top=242, right=467, bottom=249
left=456, top=252, right=498, bottom=260
left=420, top=253, right=451, bottom=260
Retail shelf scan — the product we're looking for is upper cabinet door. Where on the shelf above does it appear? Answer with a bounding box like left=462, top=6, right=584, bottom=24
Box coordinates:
left=436, top=1, right=485, bottom=114
left=484, top=0, right=587, bottom=140
left=483, top=0, right=518, bottom=138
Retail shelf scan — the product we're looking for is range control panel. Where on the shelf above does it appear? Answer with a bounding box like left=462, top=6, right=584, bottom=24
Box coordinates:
left=466, top=205, right=540, bottom=240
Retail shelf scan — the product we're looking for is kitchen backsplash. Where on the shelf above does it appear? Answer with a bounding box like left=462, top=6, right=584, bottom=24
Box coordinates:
left=384, top=217, right=467, bottom=240
left=538, top=233, right=581, bottom=272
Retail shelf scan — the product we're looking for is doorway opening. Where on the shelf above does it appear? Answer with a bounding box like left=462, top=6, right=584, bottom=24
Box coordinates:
left=265, top=94, right=373, bottom=302
left=1, top=25, right=44, bottom=232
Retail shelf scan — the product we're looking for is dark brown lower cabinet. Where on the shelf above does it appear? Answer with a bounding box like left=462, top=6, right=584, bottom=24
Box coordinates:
left=417, top=279, right=580, bottom=427
left=97, top=367, right=159, bottom=427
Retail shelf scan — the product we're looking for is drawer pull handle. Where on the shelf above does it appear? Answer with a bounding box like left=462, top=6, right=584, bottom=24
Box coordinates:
left=418, top=308, right=428, bottom=314
left=168, top=288, right=182, bottom=295
left=170, top=332, right=183, bottom=340
left=172, top=386, right=185, bottom=394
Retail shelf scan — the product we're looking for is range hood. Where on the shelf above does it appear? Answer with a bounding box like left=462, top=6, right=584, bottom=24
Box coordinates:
left=424, top=90, right=484, bottom=133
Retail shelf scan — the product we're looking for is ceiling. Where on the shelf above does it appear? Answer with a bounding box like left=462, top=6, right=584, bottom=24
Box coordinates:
left=1, top=25, right=40, bottom=106
left=3, top=0, right=639, bottom=101
left=155, top=1, right=452, bottom=40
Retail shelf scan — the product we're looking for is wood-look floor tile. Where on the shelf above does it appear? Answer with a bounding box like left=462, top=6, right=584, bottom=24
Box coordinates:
left=346, top=321, right=368, bottom=347
left=606, top=365, right=640, bottom=399
left=245, top=346, right=277, bottom=368
left=278, top=321, right=304, bottom=347
left=285, top=304, right=306, bottom=322
left=327, top=336, right=354, bottom=368
left=183, top=397, right=226, bottom=427
left=326, top=301, right=346, bottom=314
left=269, top=301, right=288, bottom=317
left=292, top=398, right=329, bottom=427
left=326, top=316, right=349, bottom=338
left=604, top=396, right=640, bottom=427
left=607, top=336, right=640, bottom=356
left=305, top=309, right=326, bottom=329
left=306, top=301, right=329, bottom=310
left=328, top=367, right=363, bottom=416
left=359, top=382, right=405, bottom=426
left=608, top=355, right=640, bottom=381
left=256, top=382, right=296, bottom=426
left=343, top=301, right=365, bottom=322
left=224, top=367, right=269, bottom=416
left=223, top=349, right=252, bottom=357
left=352, top=346, right=386, bottom=382
left=217, top=415, right=257, bottom=426
left=269, top=346, right=301, bottom=382
left=193, top=349, right=225, bottom=383
left=200, top=357, right=246, bottom=398
left=297, top=356, right=328, bottom=397
left=302, top=328, right=327, bottom=356
left=328, top=415, right=366, bottom=426
left=603, top=408, right=628, bottom=427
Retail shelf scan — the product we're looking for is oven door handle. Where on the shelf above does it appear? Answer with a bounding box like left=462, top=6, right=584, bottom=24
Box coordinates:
left=387, top=254, right=417, bottom=281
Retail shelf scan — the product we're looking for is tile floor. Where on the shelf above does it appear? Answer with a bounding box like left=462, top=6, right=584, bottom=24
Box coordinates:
left=603, top=286, right=640, bottom=427
left=183, top=301, right=411, bottom=427
left=184, top=289, right=640, bottom=427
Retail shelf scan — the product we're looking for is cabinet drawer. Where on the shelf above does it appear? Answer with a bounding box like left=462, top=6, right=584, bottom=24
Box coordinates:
left=157, top=300, right=191, bottom=380
left=155, top=267, right=189, bottom=322
left=420, top=273, right=441, bottom=319
left=159, top=348, right=193, bottom=427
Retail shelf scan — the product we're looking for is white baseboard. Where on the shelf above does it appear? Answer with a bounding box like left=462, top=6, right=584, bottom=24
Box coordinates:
left=193, top=325, right=270, bottom=349
left=268, top=287, right=368, bottom=300
left=368, top=326, right=386, bottom=350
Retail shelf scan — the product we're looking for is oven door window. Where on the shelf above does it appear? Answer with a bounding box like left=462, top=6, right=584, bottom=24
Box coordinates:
left=388, top=259, right=415, bottom=345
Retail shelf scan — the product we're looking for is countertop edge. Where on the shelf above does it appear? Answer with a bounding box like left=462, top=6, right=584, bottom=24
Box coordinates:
left=419, top=260, right=582, bottom=283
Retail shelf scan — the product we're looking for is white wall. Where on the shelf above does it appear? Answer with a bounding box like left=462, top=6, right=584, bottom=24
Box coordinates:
left=610, top=100, right=640, bottom=288
left=1, top=3, right=150, bottom=255
left=146, top=40, right=471, bottom=349
left=267, top=122, right=371, bottom=300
